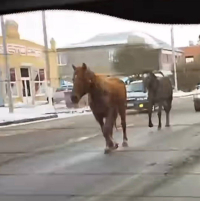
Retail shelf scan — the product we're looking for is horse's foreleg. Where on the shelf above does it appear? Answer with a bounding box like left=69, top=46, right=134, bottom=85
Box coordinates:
left=148, top=102, right=154, bottom=127
left=158, top=102, right=162, bottom=130
left=103, top=109, right=118, bottom=154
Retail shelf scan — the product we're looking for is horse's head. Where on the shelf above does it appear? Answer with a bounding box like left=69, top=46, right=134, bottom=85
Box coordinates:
left=143, top=72, right=158, bottom=91
left=71, top=63, right=95, bottom=104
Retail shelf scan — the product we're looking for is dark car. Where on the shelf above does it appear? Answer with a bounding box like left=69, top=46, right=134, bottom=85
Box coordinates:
left=126, top=80, right=149, bottom=111
left=126, top=80, right=158, bottom=111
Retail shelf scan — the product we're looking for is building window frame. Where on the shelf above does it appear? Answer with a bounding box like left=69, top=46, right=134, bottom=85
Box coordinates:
left=185, top=56, right=194, bottom=63
left=57, top=52, right=67, bottom=66
left=34, top=69, right=46, bottom=96
left=5, top=68, right=18, bottom=98
left=108, top=49, right=118, bottom=63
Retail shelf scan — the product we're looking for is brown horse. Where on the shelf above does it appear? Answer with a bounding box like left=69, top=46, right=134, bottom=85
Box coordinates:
left=70, top=63, right=128, bottom=154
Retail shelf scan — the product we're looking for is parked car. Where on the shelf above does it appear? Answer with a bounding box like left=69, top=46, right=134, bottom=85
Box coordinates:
left=120, top=76, right=136, bottom=85
left=126, top=80, right=158, bottom=111
left=47, top=85, right=72, bottom=104
left=193, top=84, right=200, bottom=111
left=61, top=81, right=73, bottom=91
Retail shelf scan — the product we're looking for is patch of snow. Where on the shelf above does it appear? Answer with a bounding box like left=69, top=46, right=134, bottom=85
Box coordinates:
left=57, top=111, right=92, bottom=119
left=0, top=103, right=92, bottom=124
left=0, top=104, right=56, bottom=123
left=173, top=90, right=196, bottom=98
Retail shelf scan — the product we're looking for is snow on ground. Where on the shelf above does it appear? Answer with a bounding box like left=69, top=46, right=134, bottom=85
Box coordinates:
left=173, top=90, right=197, bottom=98
left=0, top=101, right=91, bottom=124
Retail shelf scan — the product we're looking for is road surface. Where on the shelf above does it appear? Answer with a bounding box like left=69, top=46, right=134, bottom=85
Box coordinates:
left=0, top=97, right=200, bottom=200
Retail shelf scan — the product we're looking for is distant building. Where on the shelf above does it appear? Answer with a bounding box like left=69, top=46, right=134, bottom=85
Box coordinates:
left=0, top=20, right=59, bottom=105
left=57, top=31, right=183, bottom=82
left=179, top=44, right=200, bottom=64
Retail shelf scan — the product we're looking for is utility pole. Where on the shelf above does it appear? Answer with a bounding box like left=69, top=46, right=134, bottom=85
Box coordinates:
left=42, top=11, right=53, bottom=106
left=171, top=25, right=178, bottom=91
left=1, top=16, right=14, bottom=113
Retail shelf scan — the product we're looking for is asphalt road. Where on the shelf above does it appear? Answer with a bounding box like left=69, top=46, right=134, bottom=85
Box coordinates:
left=0, top=97, right=200, bottom=200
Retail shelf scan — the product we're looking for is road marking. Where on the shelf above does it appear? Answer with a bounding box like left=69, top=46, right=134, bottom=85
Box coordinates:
left=34, top=133, right=100, bottom=153
left=35, top=123, right=134, bottom=153
left=0, top=122, right=75, bottom=137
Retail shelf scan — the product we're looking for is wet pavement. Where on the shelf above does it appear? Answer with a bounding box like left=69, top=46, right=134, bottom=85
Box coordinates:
left=0, top=97, right=200, bottom=200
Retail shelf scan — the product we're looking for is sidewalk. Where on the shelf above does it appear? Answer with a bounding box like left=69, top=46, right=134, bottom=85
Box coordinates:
left=0, top=101, right=92, bottom=127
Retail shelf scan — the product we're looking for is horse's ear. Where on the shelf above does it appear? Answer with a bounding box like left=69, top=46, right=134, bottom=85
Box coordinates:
left=72, top=64, right=76, bottom=71
left=82, top=63, right=87, bottom=70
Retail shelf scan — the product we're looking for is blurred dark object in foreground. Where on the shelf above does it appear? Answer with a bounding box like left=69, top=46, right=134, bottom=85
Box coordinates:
left=0, top=0, right=199, bottom=24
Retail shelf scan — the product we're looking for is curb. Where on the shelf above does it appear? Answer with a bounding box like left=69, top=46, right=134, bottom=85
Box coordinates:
left=0, top=114, right=58, bottom=126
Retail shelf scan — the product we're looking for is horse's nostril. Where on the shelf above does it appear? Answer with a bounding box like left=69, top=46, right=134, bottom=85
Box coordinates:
left=71, top=95, right=78, bottom=103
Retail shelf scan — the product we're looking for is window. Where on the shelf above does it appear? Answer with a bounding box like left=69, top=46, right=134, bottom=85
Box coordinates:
left=109, top=50, right=114, bottom=61
left=57, top=53, right=67, bottom=65
left=162, top=53, right=172, bottom=63
left=5, top=68, right=18, bottom=97
left=108, top=50, right=118, bottom=62
left=34, top=69, right=46, bottom=96
left=167, top=54, right=172, bottom=63
left=162, top=54, right=168, bottom=63
left=185, top=56, right=194, bottom=63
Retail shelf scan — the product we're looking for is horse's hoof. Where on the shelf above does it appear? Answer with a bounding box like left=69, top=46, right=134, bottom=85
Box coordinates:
left=104, top=148, right=111, bottom=154
left=149, top=124, right=154, bottom=128
left=114, top=143, right=119, bottom=149
left=158, top=126, right=161, bottom=130
left=165, top=124, right=170, bottom=127
left=122, top=141, right=128, bottom=147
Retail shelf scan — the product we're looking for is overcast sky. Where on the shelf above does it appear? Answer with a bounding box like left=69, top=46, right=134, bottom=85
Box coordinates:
left=1, top=10, right=200, bottom=48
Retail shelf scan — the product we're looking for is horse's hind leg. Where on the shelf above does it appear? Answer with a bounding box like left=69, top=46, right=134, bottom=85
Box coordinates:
left=158, top=102, right=162, bottom=130
left=164, top=100, right=172, bottom=127
left=118, top=104, right=128, bottom=147
left=148, top=102, right=154, bottom=127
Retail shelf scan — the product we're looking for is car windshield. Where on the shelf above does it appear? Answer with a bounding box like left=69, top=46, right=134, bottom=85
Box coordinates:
left=126, top=82, right=145, bottom=92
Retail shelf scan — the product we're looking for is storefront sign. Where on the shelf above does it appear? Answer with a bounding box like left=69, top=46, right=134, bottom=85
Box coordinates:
left=0, top=43, right=43, bottom=57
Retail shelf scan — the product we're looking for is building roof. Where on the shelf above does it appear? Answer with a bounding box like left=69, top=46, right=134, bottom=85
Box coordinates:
left=58, top=31, right=183, bottom=52
left=179, top=45, right=200, bottom=57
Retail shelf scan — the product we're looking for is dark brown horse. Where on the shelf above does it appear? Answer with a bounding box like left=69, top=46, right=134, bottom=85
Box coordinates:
left=143, top=72, right=173, bottom=130
left=70, top=63, right=128, bottom=154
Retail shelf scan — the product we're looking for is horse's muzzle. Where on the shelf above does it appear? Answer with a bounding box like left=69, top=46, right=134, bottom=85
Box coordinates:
left=71, top=95, right=79, bottom=104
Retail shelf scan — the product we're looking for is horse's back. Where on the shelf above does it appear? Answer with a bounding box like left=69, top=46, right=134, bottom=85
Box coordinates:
left=106, top=77, right=127, bottom=100
left=95, top=75, right=127, bottom=107
left=158, top=77, right=173, bottom=100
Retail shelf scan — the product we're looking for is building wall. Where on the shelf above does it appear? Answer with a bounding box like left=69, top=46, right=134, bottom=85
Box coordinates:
left=58, top=45, right=114, bottom=82
left=0, top=20, right=59, bottom=104
left=180, top=45, right=200, bottom=64
left=160, top=49, right=182, bottom=71
left=57, top=45, right=162, bottom=81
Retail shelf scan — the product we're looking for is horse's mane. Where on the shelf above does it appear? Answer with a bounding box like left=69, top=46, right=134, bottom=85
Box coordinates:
left=88, top=71, right=117, bottom=94
left=93, top=73, right=111, bottom=92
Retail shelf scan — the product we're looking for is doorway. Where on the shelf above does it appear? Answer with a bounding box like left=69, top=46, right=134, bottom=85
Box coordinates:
left=20, top=68, right=32, bottom=104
